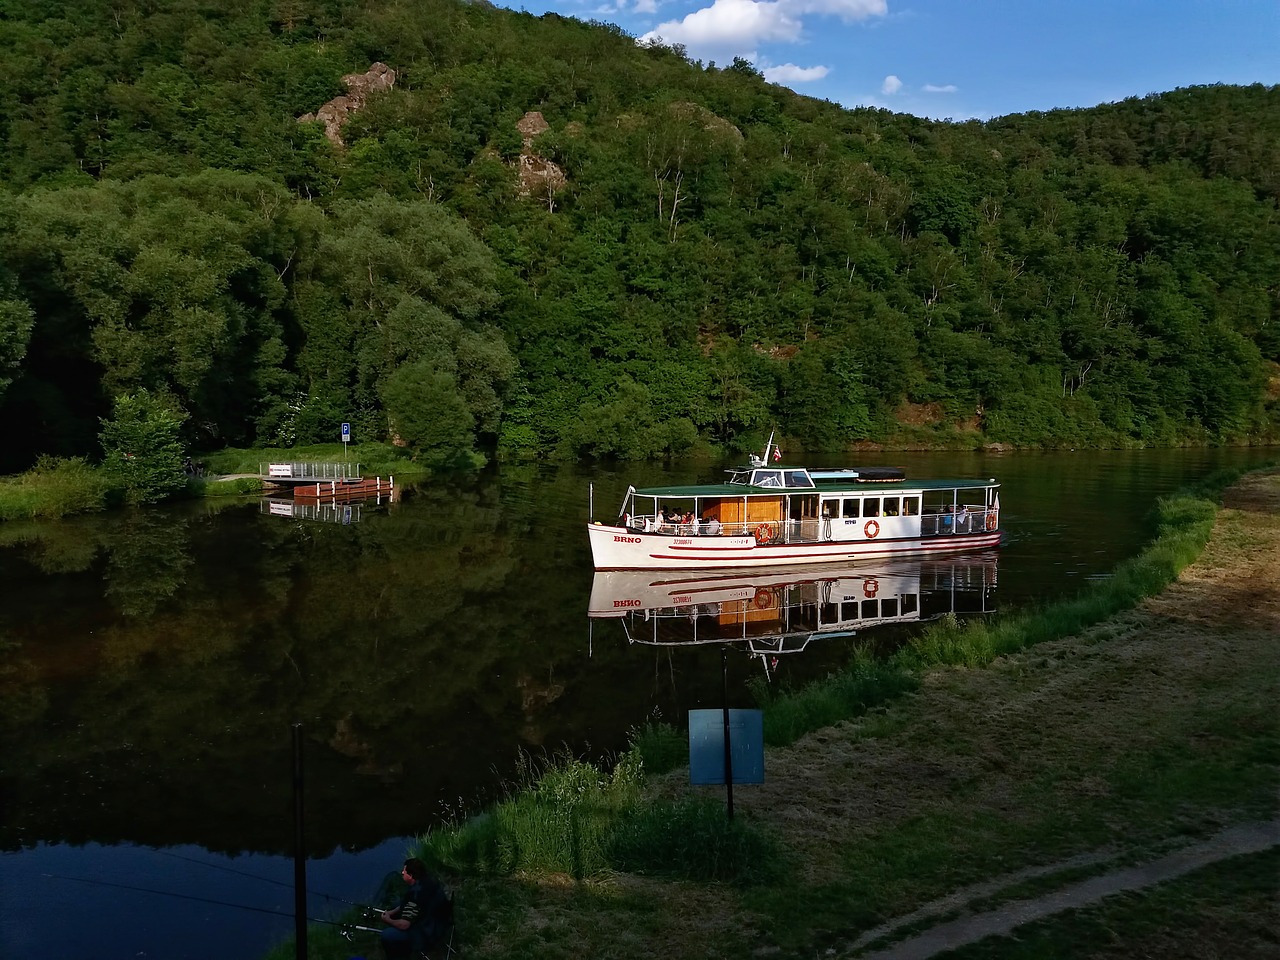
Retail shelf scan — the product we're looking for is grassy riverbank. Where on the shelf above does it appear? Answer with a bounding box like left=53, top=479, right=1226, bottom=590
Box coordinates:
left=270, top=464, right=1278, bottom=960
left=0, top=443, right=430, bottom=521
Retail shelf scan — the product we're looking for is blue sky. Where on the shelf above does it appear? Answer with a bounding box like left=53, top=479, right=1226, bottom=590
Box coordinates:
left=493, top=0, right=1279, bottom=120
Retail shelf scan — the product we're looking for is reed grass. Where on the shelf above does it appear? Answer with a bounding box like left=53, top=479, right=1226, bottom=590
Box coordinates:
left=628, top=720, right=688, bottom=776
left=418, top=750, right=646, bottom=879
left=0, top=456, right=110, bottom=520
left=412, top=742, right=783, bottom=887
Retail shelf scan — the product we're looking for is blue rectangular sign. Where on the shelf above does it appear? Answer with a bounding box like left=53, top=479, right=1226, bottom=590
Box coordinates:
left=341, top=422, right=351, bottom=442
left=688, top=708, right=764, bottom=786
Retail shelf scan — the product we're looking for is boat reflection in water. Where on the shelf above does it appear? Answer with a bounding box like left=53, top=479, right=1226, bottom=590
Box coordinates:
left=588, top=552, right=998, bottom=668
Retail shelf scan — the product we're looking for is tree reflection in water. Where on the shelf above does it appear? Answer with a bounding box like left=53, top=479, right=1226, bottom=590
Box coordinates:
left=0, top=448, right=1273, bottom=959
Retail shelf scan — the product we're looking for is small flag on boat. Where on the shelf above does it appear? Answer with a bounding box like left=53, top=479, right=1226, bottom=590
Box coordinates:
left=772, top=446, right=782, bottom=461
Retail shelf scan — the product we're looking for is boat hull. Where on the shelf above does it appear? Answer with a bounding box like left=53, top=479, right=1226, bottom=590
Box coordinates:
left=587, top=522, right=1002, bottom=570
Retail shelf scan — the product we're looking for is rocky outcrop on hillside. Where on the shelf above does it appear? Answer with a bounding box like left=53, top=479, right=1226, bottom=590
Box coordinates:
left=299, top=62, right=397, bottom=146
left=515, top=111, right=567, bottom=205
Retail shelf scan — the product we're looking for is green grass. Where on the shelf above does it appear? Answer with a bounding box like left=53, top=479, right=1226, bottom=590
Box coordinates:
left=201, top=442, right=440, bottom=479
left=0, top=456, right=111, bottom=520
left=628, top=720, right=688, bottom=776
left=197, top=475, right=264, bottom=496
left=753, top=648, right=919, bottom=746
left=608, top=796, right=786, bottom=884
left=941, top=848, right=1280, bottom=960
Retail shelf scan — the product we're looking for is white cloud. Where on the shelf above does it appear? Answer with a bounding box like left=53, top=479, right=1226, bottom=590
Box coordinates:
left=923, top=83, right=957, bottom=93
left=641, top=0, right=801, bottom=48
left=881, top=74, right=902, bottom=95
left=765, top=62, right=830, bottom=82
left=640, top=0, right=884, bottom=53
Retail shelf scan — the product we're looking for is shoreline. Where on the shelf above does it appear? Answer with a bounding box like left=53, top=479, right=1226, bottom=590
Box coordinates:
left=271, top=465, right=1279, bottom=960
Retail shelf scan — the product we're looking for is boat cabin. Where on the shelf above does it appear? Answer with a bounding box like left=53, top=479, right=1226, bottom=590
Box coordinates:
left=618, top=463, right=999, bottom=546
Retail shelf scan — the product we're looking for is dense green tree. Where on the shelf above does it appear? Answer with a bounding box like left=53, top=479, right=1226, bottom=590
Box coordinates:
left=0, top=254, right=35, bottom=404
left=379, top=360, right=475, bottom=463
left=98, top=388, right=188, bottom=504
left=0, top=0, right=1275, bottom=469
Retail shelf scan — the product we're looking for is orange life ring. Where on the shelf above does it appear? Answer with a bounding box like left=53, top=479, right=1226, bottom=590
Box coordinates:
left=754, top=523, right=775, bottom=544
left=985, top=511, right=997, bottom=531
left=864, top=519, right=880, bottom=539
left=863, top=578, right=879, bottom=598
left=753, top=587, right=773, bottom=609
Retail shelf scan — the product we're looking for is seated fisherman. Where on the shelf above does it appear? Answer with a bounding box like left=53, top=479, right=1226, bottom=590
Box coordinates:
left=379, top=857, right=447, bottom=959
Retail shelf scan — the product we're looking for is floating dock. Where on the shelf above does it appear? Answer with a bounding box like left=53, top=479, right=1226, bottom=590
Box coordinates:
left=259, top=463, right=395, bottom=503
left=291, top=476, right=395, bottom=502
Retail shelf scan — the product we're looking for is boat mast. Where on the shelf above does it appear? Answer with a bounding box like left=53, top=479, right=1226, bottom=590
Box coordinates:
left=762, top=429, right=776, bottom=464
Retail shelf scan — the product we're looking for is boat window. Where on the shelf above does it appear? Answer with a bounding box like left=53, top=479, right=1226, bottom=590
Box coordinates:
left=842, top=498, right=860, bottom=518
left=863, top=498, right=881, bottom=518
left=841, top=601, right=857, bottom=622
left=902, top=496, right=920, bottom=516
left=862, top=599, right=878, bottom=619
left=902, top=595, right=918, bottom=615
left=883, top=497, right=899, bottom=516
left=882, top=597, right=899, bottom=617
left=752, top=470, right=782, bottom=487
left=783, top=470, right=814, bottom=488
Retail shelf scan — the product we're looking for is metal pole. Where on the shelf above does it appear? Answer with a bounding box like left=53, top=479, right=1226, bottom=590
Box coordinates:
left=292, top=723, right=308, bottom=959
left=722, top=648, right=734, bottom=820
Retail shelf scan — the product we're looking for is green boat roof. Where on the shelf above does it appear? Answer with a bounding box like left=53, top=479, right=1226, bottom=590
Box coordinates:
left=633, top=469, right=998, bottom=499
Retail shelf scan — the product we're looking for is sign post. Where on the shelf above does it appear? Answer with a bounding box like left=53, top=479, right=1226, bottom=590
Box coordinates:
left=341, top=422, right=350, bottom=459
left=688, top=702, right=764, bottom=820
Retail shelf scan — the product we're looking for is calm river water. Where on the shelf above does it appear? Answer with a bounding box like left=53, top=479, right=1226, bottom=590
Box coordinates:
left=0, top=447, right=1272, bottom=959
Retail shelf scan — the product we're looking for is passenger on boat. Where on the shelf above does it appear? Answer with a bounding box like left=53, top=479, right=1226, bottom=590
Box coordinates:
left=705, top=515, right=722, bottom=535
left=956, top=504, right=970, bottom=532
left=941, top=504, right=954, bottom=533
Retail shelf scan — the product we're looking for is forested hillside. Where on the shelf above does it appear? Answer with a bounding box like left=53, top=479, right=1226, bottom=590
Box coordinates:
left=1, top=0, right=1277, bottom=471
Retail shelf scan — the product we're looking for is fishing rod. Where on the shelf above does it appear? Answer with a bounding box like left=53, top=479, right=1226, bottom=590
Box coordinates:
left=151, top=848, right=380, bottom=911
left=41, top=872, right=388, bottom=934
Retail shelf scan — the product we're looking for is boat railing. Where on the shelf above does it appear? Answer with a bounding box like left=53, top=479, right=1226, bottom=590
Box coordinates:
left=921, top=505, right=995, bottom=536
left=624, top=507, right=997, bottom=541
left=262, top=461, right=361, bottom=481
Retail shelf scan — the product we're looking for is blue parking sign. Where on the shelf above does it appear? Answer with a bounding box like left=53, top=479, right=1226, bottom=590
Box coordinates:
left=341, top=422, right=351, bottom=442
left=688, top=709, right=764, bottom=785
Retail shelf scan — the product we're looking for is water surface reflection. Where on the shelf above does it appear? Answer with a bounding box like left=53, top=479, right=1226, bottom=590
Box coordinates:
left=590, top=553, right=998, bottom=671
left=0, top=447, right=1273, bottom=959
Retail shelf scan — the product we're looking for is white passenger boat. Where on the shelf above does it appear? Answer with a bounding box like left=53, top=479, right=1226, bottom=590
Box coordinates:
left=588, top=440, right=1002, bottom=570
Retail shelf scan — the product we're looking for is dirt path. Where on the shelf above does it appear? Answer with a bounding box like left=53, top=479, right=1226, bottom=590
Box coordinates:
left=732, top=467, right=1280, bottom=957
left=848, top=817, right=1280, bottom=959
